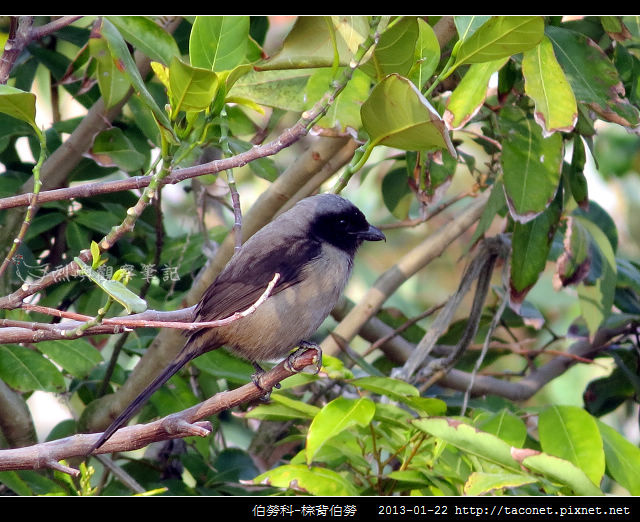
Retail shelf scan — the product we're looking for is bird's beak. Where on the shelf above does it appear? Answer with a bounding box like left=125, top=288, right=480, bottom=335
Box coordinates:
left=358, top=224, right=386, bottom=242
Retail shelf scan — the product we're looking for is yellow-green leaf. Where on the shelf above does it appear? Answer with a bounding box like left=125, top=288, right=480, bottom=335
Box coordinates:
left=449, top=16, right=543, bottom=73
left=445, top=57, right=508, bottom=129
left=361, top=73, right=456, bottom=155
left=523, top=36, right=577, bottom=136
left=306, top=397, right=375, bottom=465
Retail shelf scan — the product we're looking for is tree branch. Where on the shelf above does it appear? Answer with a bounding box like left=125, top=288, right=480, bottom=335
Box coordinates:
left=332, top=296, right=637, bottom=402
left=0, top=273, right=279, bottom=344
left=83, top=134, right=357, bottom=435
left=0, top=347, right=319, bottom=476
left=0, top=17, right=34, bottom=85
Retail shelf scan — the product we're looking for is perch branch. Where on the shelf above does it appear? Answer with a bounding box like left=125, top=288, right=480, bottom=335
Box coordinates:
left=0, top=347, right=318, bottom=476
left=0, top=274, right=279, bottom=344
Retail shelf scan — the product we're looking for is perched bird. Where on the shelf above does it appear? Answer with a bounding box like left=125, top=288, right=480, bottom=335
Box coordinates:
left=91, top=193, right=385, bottom=451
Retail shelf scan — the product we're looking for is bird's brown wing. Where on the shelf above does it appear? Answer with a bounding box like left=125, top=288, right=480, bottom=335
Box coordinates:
left=194, top=235, right=321, bottom=322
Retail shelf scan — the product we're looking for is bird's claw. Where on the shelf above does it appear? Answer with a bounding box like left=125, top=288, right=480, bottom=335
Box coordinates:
left=251, top=363, right=279, bottom=401
left=285, top=342, right=323, bottom=375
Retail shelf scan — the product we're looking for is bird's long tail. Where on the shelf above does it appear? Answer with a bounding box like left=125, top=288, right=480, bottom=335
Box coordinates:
left=89, top=343, right=200, bottom=452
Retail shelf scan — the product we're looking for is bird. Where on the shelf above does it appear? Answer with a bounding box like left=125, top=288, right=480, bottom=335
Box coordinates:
left=90, top=193, right=385, bottom=451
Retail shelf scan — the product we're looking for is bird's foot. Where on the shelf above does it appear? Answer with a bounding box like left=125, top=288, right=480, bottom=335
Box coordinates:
left=285, top=341, right=323, bottom=375
left=251, top=363, right=280, bottom=401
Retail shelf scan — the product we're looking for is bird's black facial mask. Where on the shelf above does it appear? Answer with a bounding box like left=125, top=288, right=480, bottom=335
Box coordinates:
left=310, top=206, right=385, bottom=256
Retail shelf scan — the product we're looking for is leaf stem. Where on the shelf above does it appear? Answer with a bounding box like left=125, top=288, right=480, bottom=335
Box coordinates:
left=0, top=125, right=47, bottom=279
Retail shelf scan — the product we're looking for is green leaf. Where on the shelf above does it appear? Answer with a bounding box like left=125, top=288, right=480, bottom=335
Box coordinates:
left=99, top=18, right=176, bottom=142
left=510, top=187, right=562, bottom=305
left=454, top=16, right=492, bottom=41
left=149, top=375, right=197, bottom=417
left=403, top=397, right=447, bottom=417
left=470, top=181, right=507, bottom=245
left=574, top=200, right=618, bottom=253
left=617, top=258, right=640, bottom=294
left=189, top=16, right=249, bottom=71
left=413, top=417, right=520, bottom=470
left=88, top=32, right=131, bottom=109
left=554, top=217, right=591, bottom=289
left=374, top=402, right=414, bottom=429
left=518, top=451, right=603, bottom=495
left=24, top=212, right=66, bottom=241
left=361, top=73, right=456, bottom=155
left=65, top=221, right=89, bottom=255
left=0, top=471, right=34, bottom=496
left=269, top=393, right=320, bottom=418
left=360, top=17, right=419, bottom=80
left=546, top=25, right=640, bottom=127
left=75, top=257, right=147, bottom=314
left=478, top=409, right=527, bottom=448
left=90, top=240, right=101, bottom=269
left=36, top=339, right=103, bottom=378
left=108, top=16, right=179, bottom=66
left=0, top=470, right=67, bottom=495
left=168, top=56, right=219, bottom=115
left=89, top=127, right=145, bottom=171
left=245, top=393, right=320, bottom=421
left=538, top=405, right=605, bottom=487
left=260, top=16, right=367, bottom=70
left=584, top=350, right=637, bottom=417
left=227, top=138, right=278, bottom=181
left=408, top=19, right=440, bottom=90
left=0, top=345, right=65, bottom=392
left=0, top=85, right=37, bottom=130
left=500, top=105, right=564, bottom=222
left=450, top=16, right=544, bottom=71
left=229, top=69, right=312, bottom=112
left=597, top=420, right=640, bottom=495
left=464, top=471, right=536, bottom=496
left=303, top=68, right=370, bottom=131
left=73, top=209, right=120, bottom=235
left=575, top=217, right=617, bottom=336
left=381, top=167, right=413, bottom=219
left=306, top=397, right=375, bottom=465
left=254, top=464, right=358, bottom=496
left=444, top=57, right=508, bottom=130
left=566, top=137, right=589, bottom=208
left=522, top=36, right=577, bottom=136
left=349, top=376, right=419, bottom=402
left=386, top=469, right=431, bottom=487
left=127, top=92, right=162, bottom=146
left=192, top=349, right=253, bottom=384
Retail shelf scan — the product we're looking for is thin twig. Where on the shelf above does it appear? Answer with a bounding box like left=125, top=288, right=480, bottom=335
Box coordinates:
left=0, top=40, right=381, bottom=310
left=363, top=301, right=445, bottom=357
left=0, top=17, right=33, bottom=85
left=4, top=274, right=280, bottom=344
left=461, top=255, right=510, bottom=415
left=379, top=191, right=474, bottom=231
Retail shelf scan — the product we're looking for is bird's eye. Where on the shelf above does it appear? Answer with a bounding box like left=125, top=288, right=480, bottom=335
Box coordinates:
left=337, top=218, right=347, bottom=227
